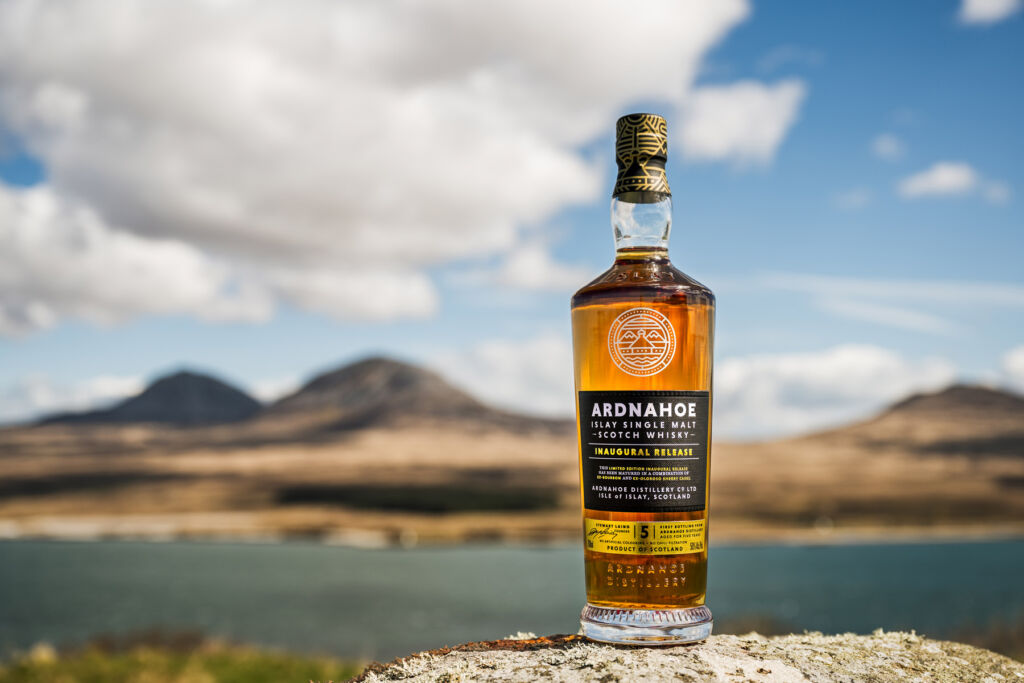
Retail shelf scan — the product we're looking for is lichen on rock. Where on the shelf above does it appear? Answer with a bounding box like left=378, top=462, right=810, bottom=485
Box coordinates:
left=354, top=631, right=1023, bottom=682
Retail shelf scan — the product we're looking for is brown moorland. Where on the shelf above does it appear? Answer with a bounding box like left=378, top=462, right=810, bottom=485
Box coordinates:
left=0, top=358, right=1021, bottom=544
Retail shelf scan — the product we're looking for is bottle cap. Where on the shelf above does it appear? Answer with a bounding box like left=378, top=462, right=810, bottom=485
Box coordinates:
left=612, top=113, right=671, bottom=198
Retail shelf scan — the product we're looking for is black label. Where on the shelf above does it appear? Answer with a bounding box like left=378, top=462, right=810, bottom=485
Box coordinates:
left=578, top=390, right=709, bottom=513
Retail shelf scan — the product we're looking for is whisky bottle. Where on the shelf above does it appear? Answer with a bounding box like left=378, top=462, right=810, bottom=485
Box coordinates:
left=571, top=113, right=715, bottom=644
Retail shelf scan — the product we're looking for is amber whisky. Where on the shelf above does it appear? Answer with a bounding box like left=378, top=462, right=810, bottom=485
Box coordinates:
left=571, top=113, right=715, bottom=644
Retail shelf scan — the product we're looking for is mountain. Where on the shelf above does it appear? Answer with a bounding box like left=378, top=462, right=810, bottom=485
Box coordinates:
left=5, top=375, right=1022, bottom=542
left=42, top=371, right=262, bottom=426
left=783, top=383, right=1024, bottom=463
left=707, top=383, right=1024, bottom=534
left=887, top=384, right=1024, bottom=416
left=262, top=356, right=570, bottom=433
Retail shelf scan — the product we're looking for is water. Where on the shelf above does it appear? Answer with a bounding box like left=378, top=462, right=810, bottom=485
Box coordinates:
left=0, top=539, right=1021, bottom=661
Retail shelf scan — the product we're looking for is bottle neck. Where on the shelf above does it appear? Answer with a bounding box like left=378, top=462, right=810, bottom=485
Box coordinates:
left=611, top=191, right=672, bottom=259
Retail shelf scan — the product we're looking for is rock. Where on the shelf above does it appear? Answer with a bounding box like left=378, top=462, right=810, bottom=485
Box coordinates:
left=354, top=631, right=1023, bottom=682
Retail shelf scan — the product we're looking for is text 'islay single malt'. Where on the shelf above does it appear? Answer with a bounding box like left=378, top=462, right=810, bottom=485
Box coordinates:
left=571, top=113, right=716, bottom=644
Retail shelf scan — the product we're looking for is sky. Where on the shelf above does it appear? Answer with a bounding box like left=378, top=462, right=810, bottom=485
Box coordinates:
left=0, top=0, right=1022, bottom=438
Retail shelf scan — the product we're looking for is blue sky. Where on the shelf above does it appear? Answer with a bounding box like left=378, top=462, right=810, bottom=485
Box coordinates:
left=0, top=0, right=1021, bottom=437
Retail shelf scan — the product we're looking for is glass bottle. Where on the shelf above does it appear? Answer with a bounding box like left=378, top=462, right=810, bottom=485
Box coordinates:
left=571, top=113, right=716, bottom=644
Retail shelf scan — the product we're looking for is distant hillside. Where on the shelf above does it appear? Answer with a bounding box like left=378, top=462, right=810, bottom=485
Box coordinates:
left=888, top=384, right=1024, bottom=416
left=797, top=383, right=1024, bottom=458
left=41, top=371, right=262, bottom=426
left=5, top=376, right=1023, bottom=542
left=262, top=356, right=571, bottom=433
left=704, top=383, right=1024, bottom=534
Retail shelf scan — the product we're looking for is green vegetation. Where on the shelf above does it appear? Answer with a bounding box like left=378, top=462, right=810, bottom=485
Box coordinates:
left=0, top=643, right=362, bottom=683
left=3, top=613, right=1018, bottom=683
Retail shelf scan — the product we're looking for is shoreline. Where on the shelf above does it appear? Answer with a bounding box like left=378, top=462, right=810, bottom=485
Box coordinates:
left=2, top=520, right=1022, bottom=549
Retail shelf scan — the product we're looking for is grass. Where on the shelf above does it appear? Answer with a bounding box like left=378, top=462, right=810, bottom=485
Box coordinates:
left=1, top=615, right=1020, bottom=682
left=0, top=643, right=362, bottom=683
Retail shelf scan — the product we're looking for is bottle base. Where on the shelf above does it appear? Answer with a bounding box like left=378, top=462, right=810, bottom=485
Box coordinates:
left=580, top=603, right=712, bottom=645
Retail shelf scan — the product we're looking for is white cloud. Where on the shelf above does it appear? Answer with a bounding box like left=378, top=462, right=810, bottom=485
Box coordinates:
left=0, top=374, right=144, bottom=424
left=762, top=272, right=1024, bottom=307
left=983, top=180, right=1012, bottom=204
left=431, top=335, right=960, bottom=439
left=678, top=79, right=807, bottom=166
left=959, top=0, right=1022, bottom=24
left=0, top=185, right=273, bottom=335
left=898, top=162, right=979, bottom=198
left=833, top=187, right=872, bottom=210
left=1002, top=345, right=1024, bottom=392
left=759, top=272, right=1024, bottom=336
left=765, top=272, right=1024, bottom=309
left=268, top=266, right=438, bottom=321
left=897, top=161, right=1012, bottom=204
left=716, top=344, right=956, bottom=438
left=496, top=243, right=595, bottom=292
left=0, top=0, right=762, bottom=334
left=871, top=133, right=905, bottom=161
left=816, top=298, right=959, bottom=336
left=0, top=182, right=443, bottom=333
left=431, top=333, right=575, bottom=418
left=452, top=242, right=595, bottom=293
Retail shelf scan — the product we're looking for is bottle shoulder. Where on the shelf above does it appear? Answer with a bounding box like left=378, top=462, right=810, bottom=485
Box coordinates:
left=571, top=260, right=715, bottom=309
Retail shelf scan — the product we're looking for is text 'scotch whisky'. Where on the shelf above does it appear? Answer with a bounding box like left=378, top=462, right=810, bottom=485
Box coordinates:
left=571, top=113, right=715, bottom=644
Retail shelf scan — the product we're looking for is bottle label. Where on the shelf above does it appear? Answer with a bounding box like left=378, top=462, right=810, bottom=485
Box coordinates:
left=585, top=519, right=706, bottom=555
left=577, top=390, right=709, bottom=513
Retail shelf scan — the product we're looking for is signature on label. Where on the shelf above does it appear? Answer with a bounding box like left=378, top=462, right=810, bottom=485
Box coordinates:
left=587, top=527, right=618, bottom=542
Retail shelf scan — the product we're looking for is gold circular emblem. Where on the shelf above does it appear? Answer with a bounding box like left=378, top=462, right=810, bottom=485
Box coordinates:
left=607, top=307, right=676, bottom=376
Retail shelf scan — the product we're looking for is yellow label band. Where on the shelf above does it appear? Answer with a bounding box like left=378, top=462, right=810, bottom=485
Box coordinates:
left=584, top=519, right=706, bottom=555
